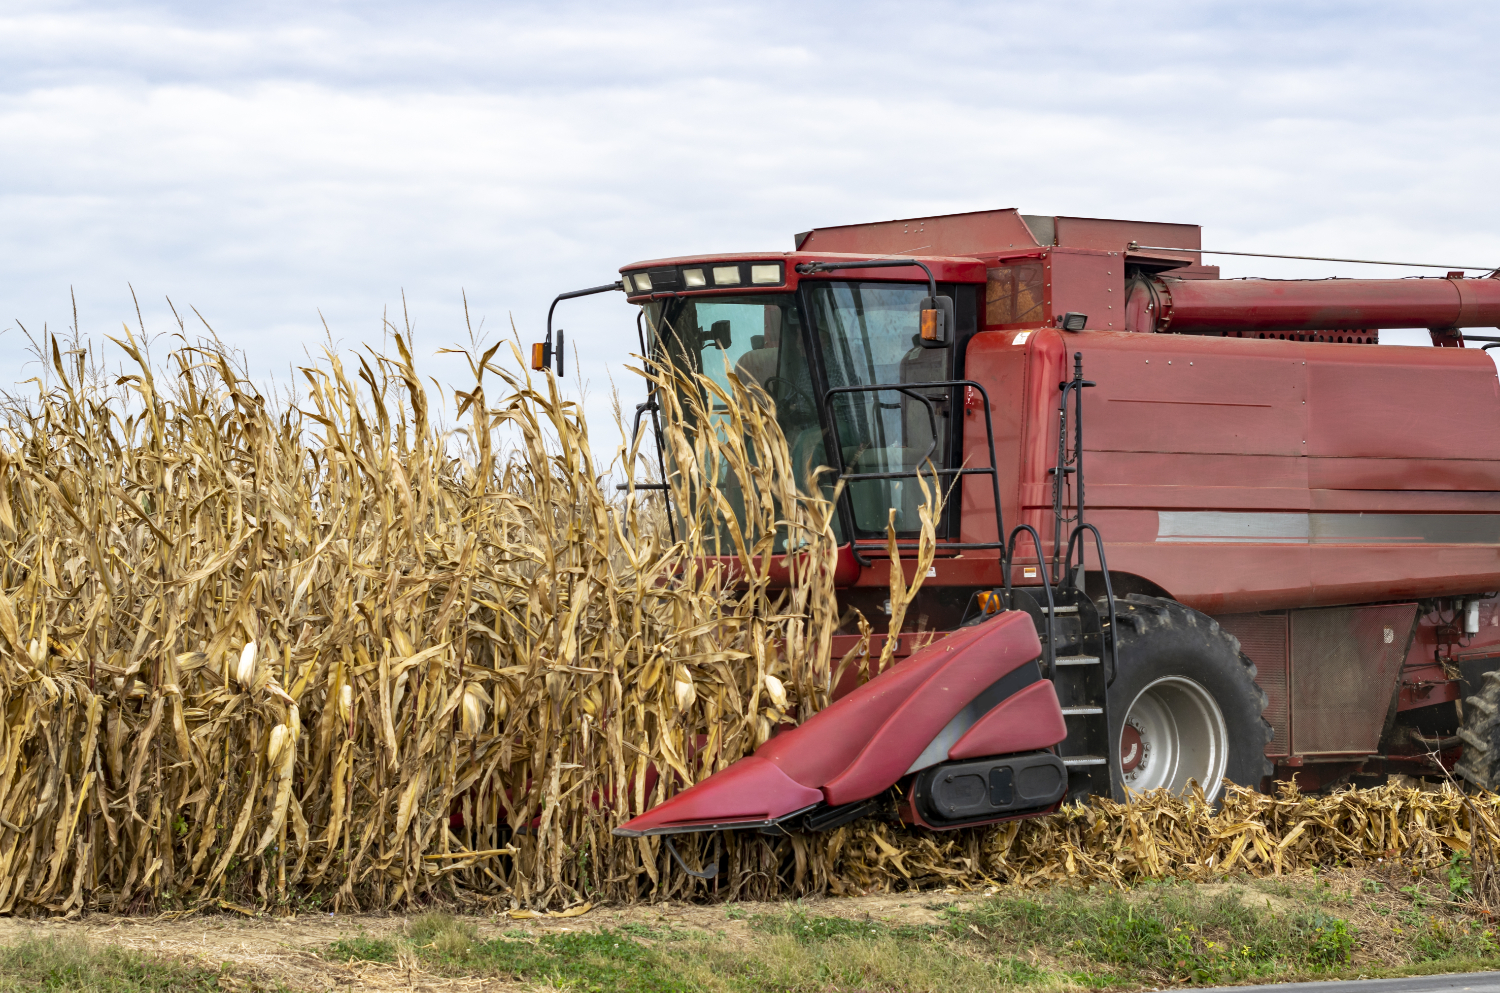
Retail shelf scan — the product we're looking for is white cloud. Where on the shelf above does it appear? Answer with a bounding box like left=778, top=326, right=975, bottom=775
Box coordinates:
left=1, top=0, right=1498, bottom=432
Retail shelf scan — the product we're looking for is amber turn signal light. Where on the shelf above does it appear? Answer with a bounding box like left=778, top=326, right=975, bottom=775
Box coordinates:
left=920, top=309, right=938, bottom=340
left=531, top=342, right=548, bottom=370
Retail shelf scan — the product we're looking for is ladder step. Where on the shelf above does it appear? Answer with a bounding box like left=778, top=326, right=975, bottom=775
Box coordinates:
left=1041, top=605, right=1079, bottom=614
left=1054, top=655, right=1100, bottom=666
left=1060, top=706, right=1104, bottom=716
left=1062, top=756, right=1109, bottom=767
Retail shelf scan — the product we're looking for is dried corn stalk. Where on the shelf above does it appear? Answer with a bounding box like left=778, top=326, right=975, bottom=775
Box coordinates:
left=0, top=327, right=869, bottom=914
left=0, top=328, right=1491, bottom=916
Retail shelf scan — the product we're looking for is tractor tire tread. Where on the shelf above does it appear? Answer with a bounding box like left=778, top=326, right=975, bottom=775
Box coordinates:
left=1458, top=670, right=1500, bottom=790
left=1110, top=595, right=1274, bottom=797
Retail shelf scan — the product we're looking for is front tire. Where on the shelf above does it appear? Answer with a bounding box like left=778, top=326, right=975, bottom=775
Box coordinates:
left=1107, top=595, right=1273, bottom=802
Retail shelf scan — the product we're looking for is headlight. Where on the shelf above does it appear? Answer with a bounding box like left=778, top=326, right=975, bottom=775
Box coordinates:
left=683, top=268, right=706, bottom=288
left=633, top=272, right=653, bottom=292
left=712, top=266, right=740, bottom=286
left=620, top=275, right=635, bottom=293
left=750, top=264, right=781, bottom=285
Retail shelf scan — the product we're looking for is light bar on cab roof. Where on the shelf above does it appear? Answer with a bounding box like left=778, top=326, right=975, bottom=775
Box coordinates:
left=621, top=261, right=786, bottom=295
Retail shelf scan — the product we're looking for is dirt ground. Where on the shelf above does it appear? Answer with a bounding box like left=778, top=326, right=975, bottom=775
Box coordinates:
left=0, top=891, right=976, bottom=992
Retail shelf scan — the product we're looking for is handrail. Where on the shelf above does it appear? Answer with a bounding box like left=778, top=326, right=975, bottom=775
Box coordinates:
left=819, top=379, right=1006, bottom=558
left=627, top=309, right=677, bottom=542
left=822, top=382, right=942, bottom=471
left=1063, top=522, right=1120, bottom=683
left=1003, top=524, right=1056, bottom=673
left=1051, top=352, right=1094, bottom=582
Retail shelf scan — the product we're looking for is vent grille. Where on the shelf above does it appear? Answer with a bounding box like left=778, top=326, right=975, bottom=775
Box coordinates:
left=1215, top=613, right=1289, bottom=756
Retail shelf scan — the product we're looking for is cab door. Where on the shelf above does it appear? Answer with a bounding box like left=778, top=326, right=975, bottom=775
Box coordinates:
left=803, top=280, right=973, bottom=539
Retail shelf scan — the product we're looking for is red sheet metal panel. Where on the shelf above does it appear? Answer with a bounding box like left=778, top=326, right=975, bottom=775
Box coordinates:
left=1309, top=459, right=1500, bottom=492
left=796, top=208, right=1040, bottom=257
left=998, top=330, right=1500, bottom=612
left=820, top=610, right=1041, bottom=805
left=957, top=330, right=1031, bottom=551
left=612, top=756, right=823, bottom=835
left=1054, top=216, right=1201, bottom=254
left=1076, top=332, right=1307, bottom=458
left=1306, top=346, right=1500, bottom=463
left=759, top=610, right=1040, bottom=798
left=948, top=680, right=1067, bottom=760
left=1048, top=249, right=1125, bottom=332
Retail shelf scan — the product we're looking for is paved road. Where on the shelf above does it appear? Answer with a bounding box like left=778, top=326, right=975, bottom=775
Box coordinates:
left=1195, top=974, right=1500, bottom=993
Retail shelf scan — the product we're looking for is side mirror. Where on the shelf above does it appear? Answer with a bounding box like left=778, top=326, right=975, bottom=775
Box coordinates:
left=918, top=295, right=954, bottom=349
left=531, top=329, right=564, bottom=374
left=709, top=319, right=732, bottom=350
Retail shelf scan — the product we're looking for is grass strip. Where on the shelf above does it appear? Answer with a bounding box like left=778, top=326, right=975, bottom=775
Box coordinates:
left=0, top=934, right=280, bottom=992
left=334, top=873, right=1500, bottom=992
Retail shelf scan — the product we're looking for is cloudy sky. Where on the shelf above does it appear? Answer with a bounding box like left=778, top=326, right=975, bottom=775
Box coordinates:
left=3, top=0, right=1498, bottom=434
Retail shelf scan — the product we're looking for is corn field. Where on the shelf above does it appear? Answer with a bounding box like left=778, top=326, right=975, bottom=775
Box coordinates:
left=0, top=328, right=1494, bottom=917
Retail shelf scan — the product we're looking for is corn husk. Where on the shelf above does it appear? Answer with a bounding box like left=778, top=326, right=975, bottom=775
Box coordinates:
left=764, top=674, right=787, bottom=711
left=237, top=643, right=256, bottom=682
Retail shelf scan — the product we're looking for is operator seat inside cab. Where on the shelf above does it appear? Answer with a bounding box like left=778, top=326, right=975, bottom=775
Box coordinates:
left=728, top=307, right=829, bottom=516
left=732, top=308, right=781, bottom=388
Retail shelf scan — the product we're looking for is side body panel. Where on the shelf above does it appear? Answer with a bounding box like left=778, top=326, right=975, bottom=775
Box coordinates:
left=1002, top=328, right=1500, bottom=613
left=958, top=330, right=1029, bottom=558
left=1214, top=600, right=1500, bottom=775
left=977, top=328, right=1500, bottom=772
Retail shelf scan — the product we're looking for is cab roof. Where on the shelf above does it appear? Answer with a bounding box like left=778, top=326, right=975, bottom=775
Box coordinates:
left=618, top=251, right=987, bottom=303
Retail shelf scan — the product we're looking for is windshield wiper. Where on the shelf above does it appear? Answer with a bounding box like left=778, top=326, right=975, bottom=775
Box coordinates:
left=793, top=258, right=936, bottom=297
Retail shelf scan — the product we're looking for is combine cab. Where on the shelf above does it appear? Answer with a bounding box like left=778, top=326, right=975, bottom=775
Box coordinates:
left=538, top=209, right=1500, bottom=844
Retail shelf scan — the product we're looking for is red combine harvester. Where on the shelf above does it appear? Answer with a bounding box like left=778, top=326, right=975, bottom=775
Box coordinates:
left=537, top=208, right=1500, bottom=847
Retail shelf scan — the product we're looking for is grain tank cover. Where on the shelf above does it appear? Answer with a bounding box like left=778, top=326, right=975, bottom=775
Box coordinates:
left=795, top=208, right=1212, bottom=275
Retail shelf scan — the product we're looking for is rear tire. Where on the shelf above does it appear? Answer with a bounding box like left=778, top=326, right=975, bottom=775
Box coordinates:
left=1456, top=671, right=1500, bottom=788
left=1107, top=595, right=1273, bottom=802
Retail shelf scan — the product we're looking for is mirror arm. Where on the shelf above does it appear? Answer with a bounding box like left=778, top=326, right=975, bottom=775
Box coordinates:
left=542, top=280, right=625, bottom=376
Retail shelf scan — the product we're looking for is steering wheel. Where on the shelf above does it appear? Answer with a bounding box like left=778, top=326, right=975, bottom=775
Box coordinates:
left=762, top=375, right=814, bottom=415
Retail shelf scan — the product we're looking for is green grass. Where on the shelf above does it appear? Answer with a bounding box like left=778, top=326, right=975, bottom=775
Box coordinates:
left=0, top=935, right=280, bottom=992
left=398, top=912, right=694, bottom=993
left=947, top=876, right=1500, bottom=987
left=3, top=873, right=1490, bottom=993
left=348, top=907, right=1075, bottom=992
left=678, top=929, right=1053, bottom=993
left=749, top=908, right=937, bottom=944
left=952, top=885, right=1360, bottom=985
left=317, top=874, right=1500, bottom=992
left=325, top=929, right=399, bottom=963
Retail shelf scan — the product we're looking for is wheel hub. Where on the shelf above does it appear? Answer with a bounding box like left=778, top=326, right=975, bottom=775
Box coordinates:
left=1119, top=721, right=1146, bottom=774
left=1118, top=676, right=1229, bottom=800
